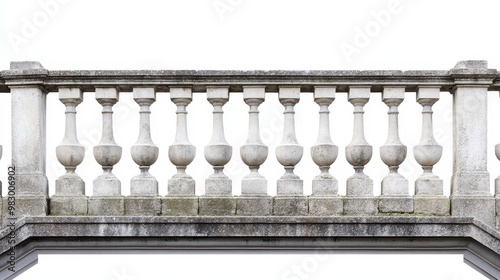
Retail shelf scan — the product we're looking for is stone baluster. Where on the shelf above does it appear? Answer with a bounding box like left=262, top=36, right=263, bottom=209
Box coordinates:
left=164, top=87, right=198, bottom=216
left=237, top=86, right=271, bottom=215
left=274, top=86, right=306, bottom=215
left=51, top=87, right=87, bottom=215
left=450, top=60, right=495, bottom=226
left=379, top=87, right=412, bottom=213
left=413, top=86, right=449, bottom=215
left=89, top=87, right=123, bottom=215
left=199, top=86, right=235, bottom=215
left=309, top=86, right=342, bottom=215
left=344, top=86, right=376, bottom=215
left=126, top=87, right=160, bottom=216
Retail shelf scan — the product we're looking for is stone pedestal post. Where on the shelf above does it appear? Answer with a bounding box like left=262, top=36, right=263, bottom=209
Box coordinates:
left=450, top=60, right=496, bottom=226
left=5, top=61, right=49, bottom=217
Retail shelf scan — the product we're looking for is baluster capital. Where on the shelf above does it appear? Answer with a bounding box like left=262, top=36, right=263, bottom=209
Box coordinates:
left=95, top=87, right=119, bottom=105
left=206, top=86, right=229, bottom=105
left=416, top=86, right=440, bottom=106
left=133, top=87, right=156, bottom=104
left=313, top=86, right=336, bottom=105
left=243, top=86, right=265, bottom=105
left=59, top=87, right=83, bottom=105
left=382, top=86, right=405, bottom=106
left=170, top=87, right=193, bottom=105
left=278, top=86, right=300, bottom=105
left=348, top=86, right=371, bottom=105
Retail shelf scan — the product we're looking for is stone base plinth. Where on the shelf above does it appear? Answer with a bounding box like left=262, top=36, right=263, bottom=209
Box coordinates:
left=343, top=197, right=377, bottom=215
left=162, top=197, right=198, bottom=216
left=125, top=197, right=161, bottom=216
left=56, top=176, right=85, bottom=196
left=168, top=177, right=195, bottom=196
left=452, top=196, right=495, bottom=226
left=50, top=196, right=88, bottom=216
left=277, top=178, right=303, bottom=195
left=273, top=196, right=308, bottom=216
left=378, top=196, right=413, bottom=213
left=88, top=196, right=124, bottom=216
left=236, top=196, right=272, bottom=216
left=308, top=196, right=342, bottom=216
left=130, top=176, right=158, bottom=196
left=199, top=196, right=236, bottom=216
left=414, top=196, right=450, bottom=216
left=312, top=177, right=338, bottom=196
left=3, top=195, right=47, bottom=218
left=93, top=174, right=121, bottom=196
left=205, top=177, right=232, bottom=196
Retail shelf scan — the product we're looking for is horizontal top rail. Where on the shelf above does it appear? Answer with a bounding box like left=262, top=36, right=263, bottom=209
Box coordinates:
left=0, top=61, right=499, bottom=93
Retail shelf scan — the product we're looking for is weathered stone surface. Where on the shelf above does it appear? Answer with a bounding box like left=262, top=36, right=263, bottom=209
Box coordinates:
left=162, top=197, right=198, bottom=216
left=308, top=196, right=342, bottom=216
left=273, top=196, right=308, bottom=216
left=88, top=197, right=124, bottom=216
left=452, top=196, right=495, bottom=226
left=125, top=197, right=161, bottom=216
left=414, top=196, right=449, bottom=216
left=236, top=196, right=272, bottom=216
left=199, top=197, right=236, bottom=216
left=378, top=196, right=413, bottom=214
left=50, top=196, right=87, bottom=216
left=343, top=197, right=377, bottom=215
left=3, top=196, right=47, bottom=218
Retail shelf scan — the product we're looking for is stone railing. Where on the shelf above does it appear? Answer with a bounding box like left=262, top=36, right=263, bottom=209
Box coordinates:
left=0, top=60, right=499, bottom=225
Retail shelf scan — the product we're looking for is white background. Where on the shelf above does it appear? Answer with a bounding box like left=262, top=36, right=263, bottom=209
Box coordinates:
left=1, top=0, right=499, bottom=279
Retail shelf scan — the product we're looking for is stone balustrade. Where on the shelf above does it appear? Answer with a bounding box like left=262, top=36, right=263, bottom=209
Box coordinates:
left=0, top=60, right=500, bottom=226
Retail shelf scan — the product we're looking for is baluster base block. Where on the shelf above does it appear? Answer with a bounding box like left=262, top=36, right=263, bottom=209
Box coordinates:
left=125, top=197, right=161, bottom=216
left=205, top=176, right=232, bottom=196
left=415, top=176, right=443, bottom=196
left=236, top=196, right=272, bottom=216
left=168, top=177, right=195, bottom=195
left=346, top=175, right=373, bottom=196
left=309, top=196, right=342, bottom=216
left=56, top=175, right=85, bottom=196
left=414, top=196, right=450, bottom=215
left=88, top=197, right=124, bottom=216
left=241, top=176, right=268, bottom=196
left=3, top=196, right=47, bottom=219
left=378, top=196, right=413, bottom=213
left=130, top=176, right=158, bottom=196
left=199, top=197, right=236, bottom=216
left=273, top=196, right=308, bottom=216
left=343, top=197, right=377, bottom=215
left=451, top=196, right=495, bottom=226
left=277, top=178, right=303, bottom=196
left=312, top=177, right=338, bottom=196
left=49, top=196, right=88, bottom=215
left=93, top=174, right=121, bottom=196
left=162, top=197, right=198, bottom=216
left=381, top=174, right=409, bottom=196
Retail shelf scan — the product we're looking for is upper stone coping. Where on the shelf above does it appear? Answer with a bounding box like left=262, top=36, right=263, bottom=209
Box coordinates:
left=1, top=60, right=500, bottom=93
